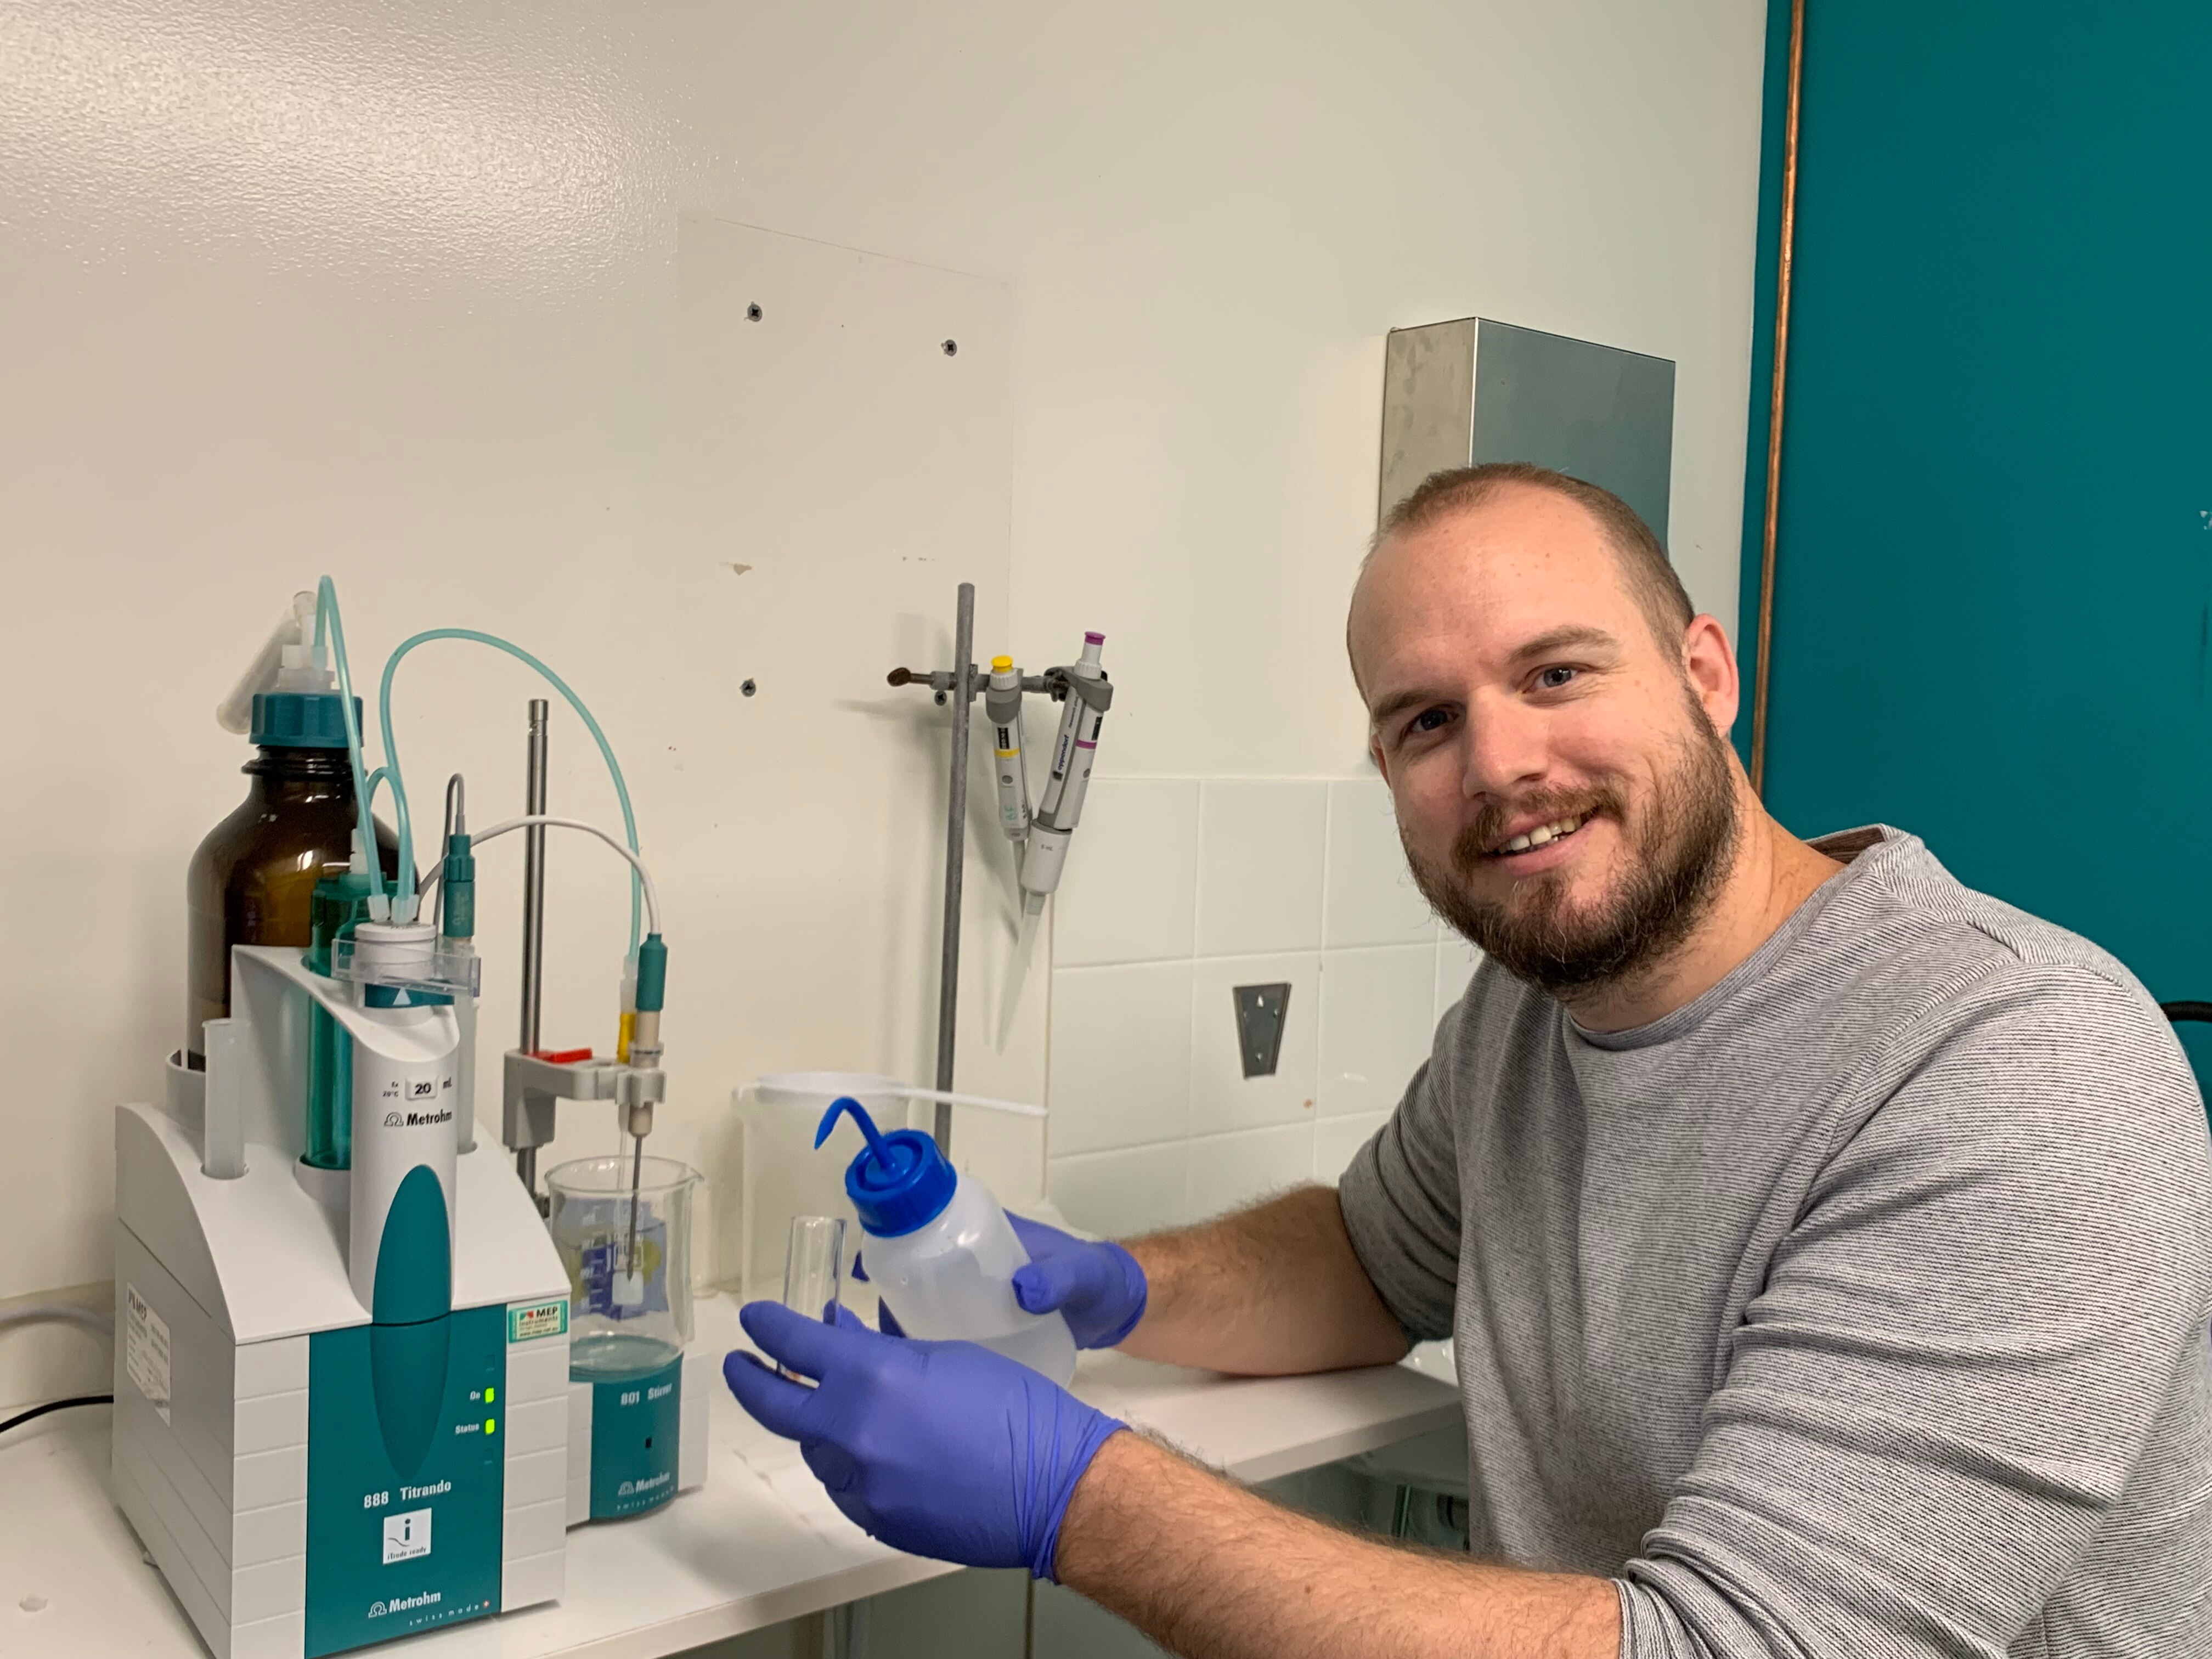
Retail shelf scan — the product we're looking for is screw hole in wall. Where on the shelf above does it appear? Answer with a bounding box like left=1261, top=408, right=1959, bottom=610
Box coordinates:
left=741, top=679, right=757, bottom=697
left=941, top=339, right=958, bottom=357
left=746, top=303, right=763, bottom=321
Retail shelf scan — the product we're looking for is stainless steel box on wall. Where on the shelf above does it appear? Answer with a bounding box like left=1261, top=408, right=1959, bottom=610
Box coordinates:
left=1378, top=318, right=1676, bottom=545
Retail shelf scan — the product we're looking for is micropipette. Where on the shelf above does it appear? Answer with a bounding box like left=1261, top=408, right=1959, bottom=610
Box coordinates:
left=1019, top=631, right=1110, bottom=915
left=985, top=656, right=1031, bottom=842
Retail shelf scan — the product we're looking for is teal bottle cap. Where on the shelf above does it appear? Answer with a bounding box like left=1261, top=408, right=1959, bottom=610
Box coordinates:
left=252, top=691, right=364, bottom=749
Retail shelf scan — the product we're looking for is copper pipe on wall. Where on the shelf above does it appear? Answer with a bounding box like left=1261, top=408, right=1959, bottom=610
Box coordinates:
left=1749, top=0, right=1806, bottom=797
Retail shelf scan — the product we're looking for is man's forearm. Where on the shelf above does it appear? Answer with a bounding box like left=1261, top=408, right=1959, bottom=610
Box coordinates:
left=1119, top=1186, right=1409, bottom=1373
left=1054, top=1432, right=1620, bottom=1659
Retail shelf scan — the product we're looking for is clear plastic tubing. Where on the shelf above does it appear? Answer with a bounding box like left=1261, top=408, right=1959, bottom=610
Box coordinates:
left=377, top=628, right=645, bottom=954
left=314, top=577, right=400, bottom=918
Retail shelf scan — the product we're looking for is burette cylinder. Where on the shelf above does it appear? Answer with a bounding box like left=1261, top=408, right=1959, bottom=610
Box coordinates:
left=304, top=864, right=380, bottom=1170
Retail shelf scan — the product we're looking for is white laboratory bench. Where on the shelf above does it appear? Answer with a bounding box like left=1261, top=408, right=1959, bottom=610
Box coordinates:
left=1, top=1295, right=1461, bottom=1659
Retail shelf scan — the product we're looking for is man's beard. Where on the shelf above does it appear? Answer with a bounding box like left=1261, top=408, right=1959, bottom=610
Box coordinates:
left=1404, top=714, right=1741, bottom=998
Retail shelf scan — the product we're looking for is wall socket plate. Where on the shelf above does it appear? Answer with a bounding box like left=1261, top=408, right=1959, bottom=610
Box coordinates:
left=1232, top=983, right=1292, bottom=1079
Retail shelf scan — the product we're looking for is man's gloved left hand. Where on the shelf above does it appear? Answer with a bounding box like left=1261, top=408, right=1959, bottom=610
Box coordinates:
left=1007, top=1212, right=1149, bottom=1350
left=723, top=1301, right=1125, bottom=1580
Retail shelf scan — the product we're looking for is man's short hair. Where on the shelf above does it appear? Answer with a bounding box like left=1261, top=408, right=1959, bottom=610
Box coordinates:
left=1374, top=462, right=1694, bottom=646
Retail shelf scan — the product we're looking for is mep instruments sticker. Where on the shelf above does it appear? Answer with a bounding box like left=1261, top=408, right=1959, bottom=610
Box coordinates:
left=124, top=1283, right=171, bottom=1425
left=509, top=1300, right=568, bottom=1343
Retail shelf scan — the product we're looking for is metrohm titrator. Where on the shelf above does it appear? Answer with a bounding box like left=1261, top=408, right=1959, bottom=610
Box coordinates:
left=888, top=583, right=1114, bottom=1122
left=118, top=580, right=709, bottom=1659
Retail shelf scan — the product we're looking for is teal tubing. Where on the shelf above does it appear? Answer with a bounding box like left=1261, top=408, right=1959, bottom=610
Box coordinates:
left=378, top=629, right=644, bottom=953
left=315, top=578, right=391, bottom=915
left=360, top=767, right=415, bottom=897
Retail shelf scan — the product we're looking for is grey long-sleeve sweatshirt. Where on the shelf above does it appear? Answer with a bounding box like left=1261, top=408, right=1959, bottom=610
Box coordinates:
left=1338, top=826, right=2212, bottom=1657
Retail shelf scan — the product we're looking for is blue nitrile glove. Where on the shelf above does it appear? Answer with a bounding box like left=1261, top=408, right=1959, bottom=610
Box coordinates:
left=1007, top=1212, right=1149, bottom=1349
left=853, top=1219, right=1146, bottom=1348
left=723, top=1301, right=1125, bottom=1579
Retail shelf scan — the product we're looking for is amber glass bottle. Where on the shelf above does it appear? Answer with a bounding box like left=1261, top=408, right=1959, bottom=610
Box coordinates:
left=184, top=691, right=397, bottom=1066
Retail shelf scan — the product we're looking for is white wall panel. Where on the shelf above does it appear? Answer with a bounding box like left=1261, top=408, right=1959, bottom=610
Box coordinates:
left=0, top=0, right=1767, bottom=1407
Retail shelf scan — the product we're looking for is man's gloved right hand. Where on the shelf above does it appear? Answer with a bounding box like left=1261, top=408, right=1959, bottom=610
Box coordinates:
left=1007, top=1212, right=1148, bottom=1349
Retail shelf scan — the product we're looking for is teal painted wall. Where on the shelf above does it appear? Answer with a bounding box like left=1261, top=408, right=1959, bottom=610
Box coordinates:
left=1736, top=5, right=2212, bottom=1027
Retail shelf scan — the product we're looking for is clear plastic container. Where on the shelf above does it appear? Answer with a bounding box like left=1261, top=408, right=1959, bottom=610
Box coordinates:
left=864, top=1175, right=1077, bottom=1385
left=546, top=1155, right=701, bottom=1380
left=730, top=1071, right=1048, bottom=1300
left=816, top=1097, right=1075, bottom=1385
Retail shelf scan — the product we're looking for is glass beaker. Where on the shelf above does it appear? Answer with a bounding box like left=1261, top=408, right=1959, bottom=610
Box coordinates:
left=546, top=1155, right=702, bottom=1381
left=732, top=1075, right=906, bottom=1300
left=780, top=1216, right=846, bottom=1381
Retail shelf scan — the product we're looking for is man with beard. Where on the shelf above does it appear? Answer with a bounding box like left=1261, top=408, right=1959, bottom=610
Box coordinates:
left=725, top=464, right=2212, bottom=1658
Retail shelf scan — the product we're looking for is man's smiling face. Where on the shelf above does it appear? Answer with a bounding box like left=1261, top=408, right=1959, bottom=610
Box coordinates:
left=1350, top=483, right=1742, bottom=995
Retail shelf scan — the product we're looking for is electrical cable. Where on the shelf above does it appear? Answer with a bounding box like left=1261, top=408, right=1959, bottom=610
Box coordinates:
left=0, top=1304, right=115, bottom=1338
left=417, top=815, right=662, bottom=938
left=378, top=629, right=645, bottom=953
left=0, top=1395, right=112, bottom=1437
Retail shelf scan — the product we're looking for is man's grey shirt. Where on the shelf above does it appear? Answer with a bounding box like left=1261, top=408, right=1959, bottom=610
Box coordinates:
left=1338, top=827, right=2212, bottom=1657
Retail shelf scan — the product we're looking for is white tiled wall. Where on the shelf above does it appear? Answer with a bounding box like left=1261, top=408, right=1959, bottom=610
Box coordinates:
left=1045, top=777, right=1483, bottom=1239
left=1193, top=781, right=1327, bottom=957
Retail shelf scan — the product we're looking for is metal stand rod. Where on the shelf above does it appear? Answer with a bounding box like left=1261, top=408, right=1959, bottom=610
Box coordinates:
left=518, top=698, right=550, bottom=1193
left=933, top=583, right=975, bottom=1153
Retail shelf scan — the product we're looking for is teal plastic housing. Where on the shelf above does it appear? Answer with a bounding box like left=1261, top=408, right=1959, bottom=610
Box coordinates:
left=441, top=834, right=475, bottom=939
left=303, top=1308, right=505, bottom=1657
left=588, top=1353, right=683, bottom=1519
left=635, top=933, right=667, bottom=1012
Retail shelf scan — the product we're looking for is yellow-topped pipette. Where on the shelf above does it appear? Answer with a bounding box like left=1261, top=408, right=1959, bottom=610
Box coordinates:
left=985, top=656, right=1031, bottom=842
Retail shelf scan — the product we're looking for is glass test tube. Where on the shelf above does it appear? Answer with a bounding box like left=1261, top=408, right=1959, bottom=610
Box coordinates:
left=780, top=1215, right=847, bottom=1382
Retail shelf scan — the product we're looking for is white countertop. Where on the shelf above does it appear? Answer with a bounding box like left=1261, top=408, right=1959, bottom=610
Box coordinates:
left=2, top=1295, right=1460, bottom=1658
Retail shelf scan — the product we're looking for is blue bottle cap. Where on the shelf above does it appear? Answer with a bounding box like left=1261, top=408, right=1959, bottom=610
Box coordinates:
left=815, top=1097, right=956, bottom=1238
